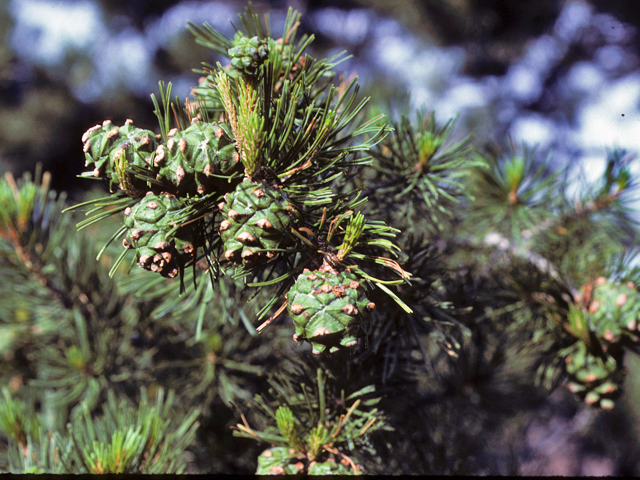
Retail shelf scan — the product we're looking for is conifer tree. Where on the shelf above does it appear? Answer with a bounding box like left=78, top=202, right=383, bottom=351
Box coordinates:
left=1, top=5, right=639, bottom=475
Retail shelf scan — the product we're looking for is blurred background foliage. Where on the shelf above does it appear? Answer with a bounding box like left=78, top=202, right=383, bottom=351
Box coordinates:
left=1, top=0, right=640, bottom=195
left=1, top=0, right=640, bottom=475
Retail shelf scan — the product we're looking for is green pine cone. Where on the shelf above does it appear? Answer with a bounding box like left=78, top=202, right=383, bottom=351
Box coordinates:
left=255, top=447, right=360, bottom=475
left=286, top=264, right=375, bottom=354
left=154, top=121, right=241, bottom=196
left=228, top=35, right=269, bottom=77
left=256, top=447, right=305, bottom=475
left=583, top=279, right=640, bottom=344
left=219, top=179, right=293, bottom=266
left=122, top=192, right=201, bottom=278
left=82, top=119, right=158, bottom=195
left=562, top=341, right=623, bottom=410
left=308, top=456, right=362, bottom=475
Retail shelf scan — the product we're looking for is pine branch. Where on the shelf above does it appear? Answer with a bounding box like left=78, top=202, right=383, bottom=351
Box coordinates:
left=0, top=170, right=75, bottom=310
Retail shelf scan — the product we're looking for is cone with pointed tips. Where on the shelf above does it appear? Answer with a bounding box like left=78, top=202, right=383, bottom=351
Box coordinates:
left=308, top=457, right=362, bottom=475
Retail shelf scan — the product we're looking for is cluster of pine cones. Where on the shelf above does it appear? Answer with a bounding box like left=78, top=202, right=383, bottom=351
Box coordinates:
left=80, top=34, right=374, bottom=357
left=560, top=278, right=640, bottom=409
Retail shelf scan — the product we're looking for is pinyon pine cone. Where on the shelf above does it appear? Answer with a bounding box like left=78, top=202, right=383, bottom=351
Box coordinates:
left=122, top=192, right=201, bottom=278
left=82, top=119, right=158, bottom=194
left=286, top=263, right=375, bottom=354
left=576, top=278, right=640, bottom=344
left=154, top=121, right=241, bottom=196
left=308, top=456, right=361, bottom=475
left=562, top=341, right=623, bottom=410
left=256, top=447, right=360, bottom=475
left=228, top=34, right=269, bottom=77
left=256, top=447, right=305, bottom=475
left=219, top=179, right=293, bottom=267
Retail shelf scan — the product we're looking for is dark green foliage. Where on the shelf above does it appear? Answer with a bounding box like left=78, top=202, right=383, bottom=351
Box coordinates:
left=0, top=387, right=199, bottom=474
left=366, top=109, right=475, bottom=234
left=462, top=143, right=562, bottom=242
